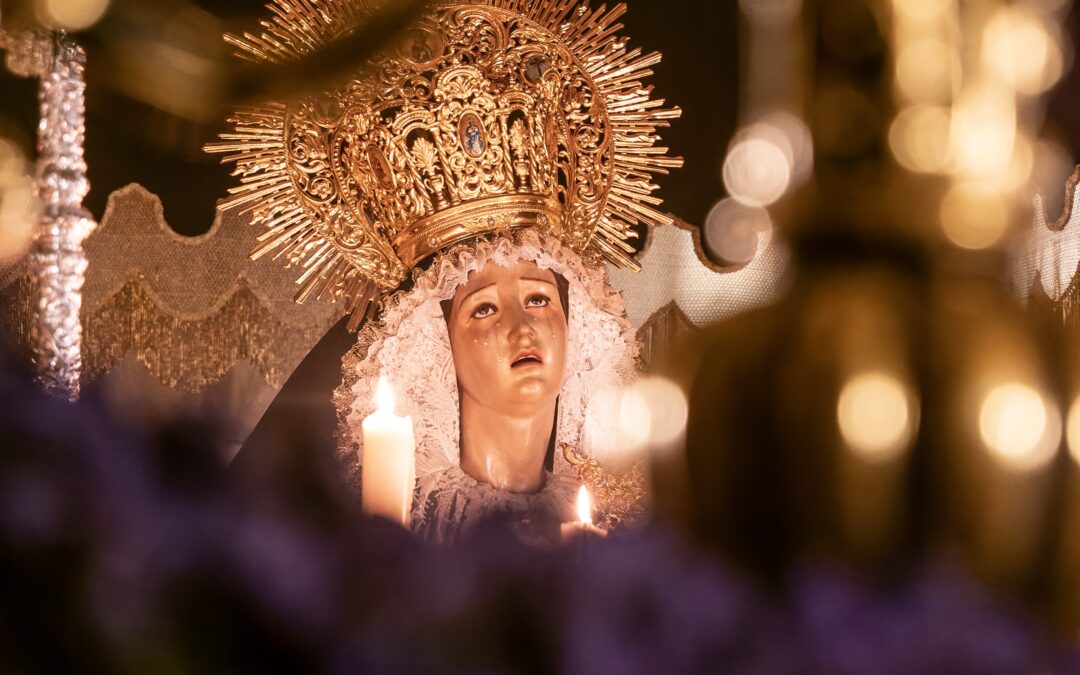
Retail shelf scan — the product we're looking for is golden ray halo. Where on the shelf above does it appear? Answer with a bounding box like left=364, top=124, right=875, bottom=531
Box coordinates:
left=207, top=0, right=682, bottom=330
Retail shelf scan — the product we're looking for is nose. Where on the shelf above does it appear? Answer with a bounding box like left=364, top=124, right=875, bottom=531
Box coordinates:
left=505, top=302, right=537, bottom=343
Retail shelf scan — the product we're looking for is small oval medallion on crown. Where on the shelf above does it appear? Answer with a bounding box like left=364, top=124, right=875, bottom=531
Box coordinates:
left=458, top=113, right=486, bottom=158
left=367, top=146, right=395, bottom=190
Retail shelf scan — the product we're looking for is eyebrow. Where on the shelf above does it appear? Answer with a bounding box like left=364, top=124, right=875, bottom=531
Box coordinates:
left=460, top=282, right=496, bottom=305
left=460, top=276, right=556, bottom=304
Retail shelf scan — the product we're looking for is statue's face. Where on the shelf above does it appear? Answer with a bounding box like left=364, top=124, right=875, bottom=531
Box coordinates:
left=447, top=260, right=568, bottom=416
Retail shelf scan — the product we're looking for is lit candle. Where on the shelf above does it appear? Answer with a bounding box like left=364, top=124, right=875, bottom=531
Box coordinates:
left=560, top=485, right=608, bottom=542
left=361, top=376, right=416, bottom=526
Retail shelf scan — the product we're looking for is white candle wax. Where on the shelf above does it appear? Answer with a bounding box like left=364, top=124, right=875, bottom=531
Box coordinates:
left=361, top=377, right=416, bottom=526
left=561, top=485, right=608, bottom=543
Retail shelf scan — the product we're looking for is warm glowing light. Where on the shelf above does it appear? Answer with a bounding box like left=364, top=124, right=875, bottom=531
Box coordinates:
left=0, top=139, right=38, bottom=266
left=979, top=383, right=1060, bottom=472
left=754, top=111, right=814, bottom=185
left=888, top=105, right=951, bottom=173
left=837, top=372, right=916, bottom=462
left=1031, top=141, right=1074, bottom=206
left=1067, top=396, right=1080, bottom=466
left=723, top=137, right=792, bottom=208
left=1000, top=134, right=1035, bottom=192
left=0, top=179, right=38, bottom=266
left=982, top=7, right=1064, bottom=96
left=940, top=181, right=1009, bottom=250
left=0, top=138, right=26, bottom=185
left=374, top=376, right=396, bottom=413
left=703, top=198, right=772, bottom=266
left=892, top=0, right=951, bottom=22
left=615, top=386, right=652, bottom=455
left=37, top=0, right=111, bottom=31
left=633, top=376, right=690, bottom=448
left=575, top=485, right=593, bottom=525
left=949, top=84, right=1016, bottom=179
left=896, top=38, right=957, bottom=103
left=738, top=0, right=802, bottom=25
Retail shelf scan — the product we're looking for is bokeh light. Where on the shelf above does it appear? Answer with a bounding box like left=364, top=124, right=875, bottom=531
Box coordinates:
left=739, top=0, right=802, bottom=25
left=949, top=83, right=1016, bottom=180
left=896, top=38, right=957, bottom=103
left=723, top=137, right=792, bottom=208
left=0, top=138, right=37, bottom=267
left=982, top=7, right=1065, bottom=96
left=703, top=198, right=772, bottom=266
left=940, top=181, right=1009, bottom=250
left=1030, top=140, right=1074, bottom=206
left=631, top=376, right=690, bottom=451
left=888, top=104, right=952, bottom=173
left=37, top=0, right=112, bottom=31
left=754, top=111, right=815, bottom=186
left=892, top=0, right=952, bottom=23
left=979, top=383, right=1060, bottom=472
left=837, top=372, right=916, bottom=463
left=1066, top=396, right=1080, bottom=466
left=615, top=385, right=653, bottom=456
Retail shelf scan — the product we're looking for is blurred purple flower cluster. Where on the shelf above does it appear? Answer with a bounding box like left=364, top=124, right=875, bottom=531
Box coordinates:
left=0, top=356, right=1077, bottom=674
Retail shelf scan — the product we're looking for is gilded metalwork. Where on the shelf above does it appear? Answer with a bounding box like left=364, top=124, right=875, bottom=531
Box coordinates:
left=207, top=0, right=681, bottom=329
left=562, top=444, right=647, bottom=530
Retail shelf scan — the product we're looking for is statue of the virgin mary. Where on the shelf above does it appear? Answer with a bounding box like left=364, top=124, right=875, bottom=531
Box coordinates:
left=207, top=0, right=681, bottom=543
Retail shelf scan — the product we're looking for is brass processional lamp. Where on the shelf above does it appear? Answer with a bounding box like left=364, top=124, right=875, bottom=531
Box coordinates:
left=654, top=0, right=1080, bottom=631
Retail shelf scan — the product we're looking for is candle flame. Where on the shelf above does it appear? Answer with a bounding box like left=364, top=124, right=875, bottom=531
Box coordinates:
left=575, top=485, right=593, bottom=525
left=375, top=376, right=395, bottom=413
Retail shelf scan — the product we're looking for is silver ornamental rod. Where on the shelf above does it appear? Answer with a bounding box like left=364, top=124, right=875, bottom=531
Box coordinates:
left=30, top=31, right=96, bottom=400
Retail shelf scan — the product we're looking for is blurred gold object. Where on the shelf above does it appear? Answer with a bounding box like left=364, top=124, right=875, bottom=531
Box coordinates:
left=206, top=0, right=681, bottom=329
left=657, top=0, right=1080, bottom=633
left=563, top=444, right=647, bottom=530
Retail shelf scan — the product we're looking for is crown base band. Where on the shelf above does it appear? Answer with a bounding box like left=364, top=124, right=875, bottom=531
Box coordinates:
left=393, top=193, right=563, bottom=272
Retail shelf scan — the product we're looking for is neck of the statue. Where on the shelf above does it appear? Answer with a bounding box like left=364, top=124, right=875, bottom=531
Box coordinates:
left=458, top=395, right=556, bottom=494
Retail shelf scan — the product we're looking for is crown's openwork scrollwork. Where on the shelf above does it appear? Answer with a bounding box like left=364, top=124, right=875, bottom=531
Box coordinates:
left=206, top=0, right=682, bottom=329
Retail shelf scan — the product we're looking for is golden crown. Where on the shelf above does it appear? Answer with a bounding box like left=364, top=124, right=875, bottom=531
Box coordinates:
left=206, top=0, right=681, bottom=328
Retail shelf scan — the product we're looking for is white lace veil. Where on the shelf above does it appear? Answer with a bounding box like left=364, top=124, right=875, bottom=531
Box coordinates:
left=336, top=230, right=639, bottom=526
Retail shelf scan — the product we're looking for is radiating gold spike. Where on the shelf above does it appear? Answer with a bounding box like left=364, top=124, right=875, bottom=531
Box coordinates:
left=346, top=300, right=371, bottom=332
left=235, top=172, right=291, bottom=189
left=611, top=186, right=663, bottom=206
left=594, top=57, right=660, bottom=83
left=586, top=45, right=641, bottom=75
left=293, top=268, right=325, bottom=304
left=256, top=211, right=308, bottom=241
left=591, top=233, right=640, bottom=269
left=222, top=184, right=291, bottom=211
left=275, top=229, right=318, bottom=263
left=343, top=276, right=366, bottom=313
left=311, top=255, right=346, bottom=302
left=614, top=153, right=683, bottom=168
left=224, top=181, right=290, bottom=205
left=251, top=220, right=310, bottom=259
left=348, top=278, right=375, bottom=314
left=295, top=241, right=335, bottom=285
left=607, top=193, right=671, bottom=225
left=618, top=145, right=672, bottom=156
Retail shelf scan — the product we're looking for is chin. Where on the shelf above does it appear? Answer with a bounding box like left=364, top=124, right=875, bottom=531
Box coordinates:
left=511, top=379, right=559, bottom=404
